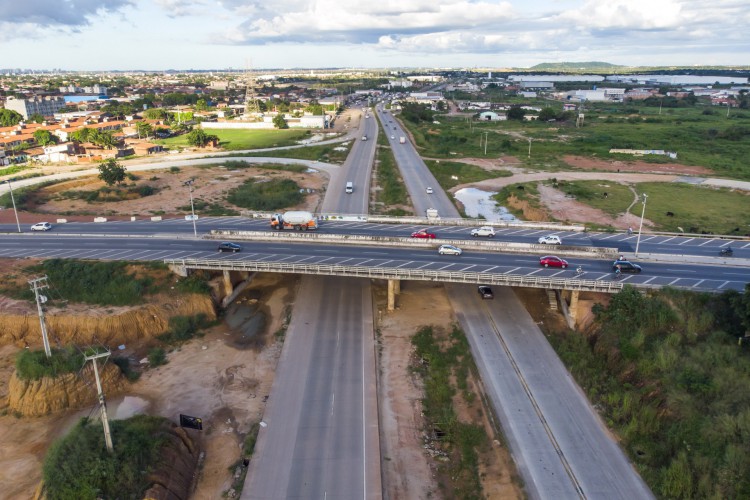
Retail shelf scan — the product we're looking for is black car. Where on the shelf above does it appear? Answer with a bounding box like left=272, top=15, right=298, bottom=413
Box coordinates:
left=218, top=242, right=242, bottom=253
left=478, top=285, right=494, bottom=299
left=612, top=260, right=642, bottom=274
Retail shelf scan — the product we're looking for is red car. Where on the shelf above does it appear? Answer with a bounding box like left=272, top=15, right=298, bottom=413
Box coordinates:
left=411, top=229, right=436, bottom=239
left=539, top=255, right=569, bottom=268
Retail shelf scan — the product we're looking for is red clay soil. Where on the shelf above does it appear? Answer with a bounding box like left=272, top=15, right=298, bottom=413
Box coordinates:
left=562, top=155, right=713, bottom=176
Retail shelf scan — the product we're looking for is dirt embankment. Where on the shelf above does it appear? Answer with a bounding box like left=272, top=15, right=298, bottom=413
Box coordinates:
left=8, top=362, right=126, bottom=417
left=0, top=293, right=216, bottom=348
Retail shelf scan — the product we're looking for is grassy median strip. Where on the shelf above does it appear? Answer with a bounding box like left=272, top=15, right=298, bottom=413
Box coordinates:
left=411, top=325, right=487, bottom=498
left=374, top=142, right=409, bottom=213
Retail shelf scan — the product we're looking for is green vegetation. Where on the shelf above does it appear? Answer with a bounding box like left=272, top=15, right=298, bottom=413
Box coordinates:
left=112, top=356, right=140, bottom=382
left=0, top=164, right=33, bottom=177
left=15, top=346, right=85, bottom=381
left=227, top=178, right=304, bottom=211
left=158, top=313, right=212, bottom=344
left=42, top=415, right=175, bottom=499
left=401, top=103, right=750, bottom=178
left=38, top=260, right=155, bottom=306
left=174, top=272, right=213, bottom=295
left=212, top=160, right=308, bottom=173
left=147, top=347, right=167, bottom=366
left=0, top=179, right=59, bottom=210
left=425, top=159, right=510, bottom=190
left=548, top=286, right=750, bottom=499
left=59, top=184, right=160, bottom=203
left=224, top=422, right=262, bottom=497
left=157, top=128, right=309, bottom=150
left=245, top=142, right=350, bottom=164
left=375, top=140, right=409, bottom=209
left=492, top=182, right=542, bottom=220
left=412, top=325, right=488, bottom=498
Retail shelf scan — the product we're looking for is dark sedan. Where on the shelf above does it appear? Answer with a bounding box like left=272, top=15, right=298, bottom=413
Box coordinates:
left=218, top=242, right=242, bottom=253
left=612, top=260, right=642, bottom=273
left=478, top=285, right=494, bottom=299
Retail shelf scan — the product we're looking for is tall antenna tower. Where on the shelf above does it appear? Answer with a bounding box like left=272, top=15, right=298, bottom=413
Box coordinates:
left=243, top=60, right=260, bottom=118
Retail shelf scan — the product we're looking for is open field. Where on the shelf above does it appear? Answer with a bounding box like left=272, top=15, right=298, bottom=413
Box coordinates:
left=406, top=102, right=750, bottom=179
left=155, top=128, right=311, bottom=150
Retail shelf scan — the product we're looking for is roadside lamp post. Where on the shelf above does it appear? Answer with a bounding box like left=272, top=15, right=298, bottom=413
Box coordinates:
left=184, top=179, right=197, bottom=237
left=635, top=193, right=648, bottom=256
left=2, top=179, right=21, bottom=233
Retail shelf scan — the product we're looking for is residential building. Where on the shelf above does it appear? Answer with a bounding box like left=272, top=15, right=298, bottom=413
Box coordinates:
left=5, top=95, right=67, bottom=119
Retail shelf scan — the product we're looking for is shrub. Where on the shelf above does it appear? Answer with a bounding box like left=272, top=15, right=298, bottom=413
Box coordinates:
left=158, top=313, right=211, bottom=344
left=147, top=347, right=167, bottom=366
left=15, top=346, right=84, bottom=380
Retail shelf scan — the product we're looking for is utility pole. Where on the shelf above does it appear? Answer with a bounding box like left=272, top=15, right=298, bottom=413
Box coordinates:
left=28, top=276, right=52, bottom=357
left=184, top=179, right=198, bottom=237
left=528, top=138, right=532, bottom=158
left=484, top=132, right=489, bottom=155
left=85, top=349, right=114, bottom=453
left=635, top=193, right=648, bottom=256
left=2, top=179, right=21, bottom=233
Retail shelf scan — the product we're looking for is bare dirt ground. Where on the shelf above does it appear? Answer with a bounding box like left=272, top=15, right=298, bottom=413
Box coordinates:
left=376, top=281, right=522, bottom=500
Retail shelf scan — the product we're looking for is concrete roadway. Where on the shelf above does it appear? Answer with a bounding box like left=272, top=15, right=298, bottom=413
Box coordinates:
left=448, top=285, right=654, bottom=499
left=243, top=105, right=381, bottom=499
left=242, top=277, right=380, bottom=499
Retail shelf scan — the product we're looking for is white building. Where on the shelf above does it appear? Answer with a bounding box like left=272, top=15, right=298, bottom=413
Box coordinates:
left=5, top=96, right=67, bottom=119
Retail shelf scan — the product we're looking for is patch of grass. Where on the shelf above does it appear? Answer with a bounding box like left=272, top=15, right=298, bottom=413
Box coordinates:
left=425, top=159, right=509, bottom=190
left=157, top=313, right=212, bottom=344
left=224, top=422, right=262, bottom=498
left=492, top=182, right=542, bottom=220
left=0, top=179, right=60, bottom=210
left=174, top=273, right=212, bottom=295
left=156, top=128, right=310, bottom=150
left=227, top=178, right=304, bottom=211
left=15, top=346, right=85, bottom=381
left=214, top=160, right=308, bottom=173
left=42, top=415, right=174, bottom=499
left=375, top=144, right=409, bottom=209
left=244, top=142, right=351, bottom=164
left=411, top=325, right=487, bottom=498
left=0, top=164, right=33, bottom=177
left=39, top=259, right=155, bottom=306
left=147, top=347, right=167, bottom=366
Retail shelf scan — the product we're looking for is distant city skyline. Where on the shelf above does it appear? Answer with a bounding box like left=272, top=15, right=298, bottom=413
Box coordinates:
left=1, top=0, right=749, bottom=71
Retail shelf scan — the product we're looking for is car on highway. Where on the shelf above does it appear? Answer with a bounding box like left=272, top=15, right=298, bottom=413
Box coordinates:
left=612, top=260, right=642, bottom=274
left=438, top=244, right=462, bottom=256
left=538, top=235, right=562, bottom=245
left=411, top=229, right=436, bottom=239
left=478, top=285, right=494, bottom=299
left=30, top=222, right=52, bottom=231
left=539, top=255, right=569, bottom=268
left=426, top=187, right=433, bottom=194
left=470, top=226, right=495, bottom=237
left=391, top=135, right=395, bottom=139
left=218, top=242, right=242, bottom=253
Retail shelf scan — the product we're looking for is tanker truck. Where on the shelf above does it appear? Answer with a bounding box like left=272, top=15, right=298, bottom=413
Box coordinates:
left=270, top=211, right=319, bottom=231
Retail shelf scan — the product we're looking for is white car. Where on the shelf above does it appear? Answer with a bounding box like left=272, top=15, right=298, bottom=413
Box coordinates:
left=538, top=235, right=562, bottom=245
left=391, top=135, right=395, bottom=139
left=438, top=244, right=462, bottom=256
left=30, top=222, right=52, bottom=232
left=470, top=226, right=495, bottom=237
left=426, top=187, right=433, bottom=194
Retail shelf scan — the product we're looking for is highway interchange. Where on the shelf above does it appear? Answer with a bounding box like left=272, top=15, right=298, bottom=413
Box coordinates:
left=1, top=103, right=748, bottom=499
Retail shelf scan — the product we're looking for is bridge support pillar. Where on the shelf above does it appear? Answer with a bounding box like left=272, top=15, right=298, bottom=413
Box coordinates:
left=223, top=270, right=234, bottom=297
left=569, top=290, right=580, bottom=324
left=387, top=279, right=400, bottom=311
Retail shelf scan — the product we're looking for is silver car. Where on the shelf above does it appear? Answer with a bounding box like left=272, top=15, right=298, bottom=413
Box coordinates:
left=438, top=244, right=462, bottom=256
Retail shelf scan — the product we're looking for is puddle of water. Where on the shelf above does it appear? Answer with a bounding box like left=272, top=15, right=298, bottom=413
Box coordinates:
left=107, top=395, right=150, bottom=420
left=454, top=187, right=519, bottom=222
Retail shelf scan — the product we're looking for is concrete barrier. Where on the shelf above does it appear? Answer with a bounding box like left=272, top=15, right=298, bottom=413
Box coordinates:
left=56, top=219, right=67, bottom=224
left=131, top=216, right=137, bottom=221
left=94, top=217, right=107, bottom=223
left=151, top=216, right=163, bottom=222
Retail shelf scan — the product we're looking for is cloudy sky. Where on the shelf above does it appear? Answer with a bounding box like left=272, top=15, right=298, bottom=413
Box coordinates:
left=0, top=0, right=748, bottom=70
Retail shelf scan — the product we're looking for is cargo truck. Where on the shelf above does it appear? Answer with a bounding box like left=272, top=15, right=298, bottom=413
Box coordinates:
left=399, top=136, right=406, bottom=144
left=270, top=211, right=318, bottom=231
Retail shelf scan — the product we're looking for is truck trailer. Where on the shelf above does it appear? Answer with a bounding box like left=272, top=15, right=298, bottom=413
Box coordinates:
left=270, top=211, right=319, bottom=231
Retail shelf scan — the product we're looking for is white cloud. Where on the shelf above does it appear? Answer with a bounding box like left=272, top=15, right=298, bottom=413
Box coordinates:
left=0, top=0, right=133, bottom=27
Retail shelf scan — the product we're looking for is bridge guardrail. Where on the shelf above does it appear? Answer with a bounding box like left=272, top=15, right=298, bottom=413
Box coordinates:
left=165, top=258, right=632, bottom=293
left=208, top=229, right=619, bottom=259
left=239, top=211, right=586, bottom=232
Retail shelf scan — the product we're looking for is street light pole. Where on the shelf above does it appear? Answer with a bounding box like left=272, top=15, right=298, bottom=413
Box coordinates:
left=184, top=179, right=197, bottom=237
left=635, top=193, right=648, bottom=256
left=3, top=179, right=21, bottom=233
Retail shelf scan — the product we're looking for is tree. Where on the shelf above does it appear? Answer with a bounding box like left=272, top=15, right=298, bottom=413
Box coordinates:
left=307, top=103, right=324, bottom=115
left=185, top=129, right=218, bottom=147
left=538, top=107, right=558, bottom=122
left=135, top=122, right=153, bottom=139
left=28, top=113, right=45, bottom=124
left=195, top=99, right=208, bottom=112
left=98, top=159, right=126, bottom=186
left=0, top=109, right=23, bottom=127
left=273, top=114, right=289, bottom=129
left=33, top=129, right=57, bottom=147
left=142, top=108, right=168, bottom=120
left=506, top=106, right=526, bottom=121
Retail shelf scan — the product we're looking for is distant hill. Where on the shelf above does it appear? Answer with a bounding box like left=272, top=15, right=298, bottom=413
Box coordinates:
left=528, top=62, right=624, bottom=72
